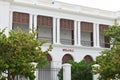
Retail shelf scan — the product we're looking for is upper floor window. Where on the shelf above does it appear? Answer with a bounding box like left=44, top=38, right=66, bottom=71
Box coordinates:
left=12, top=12, right=29, bottom=32
left=81, top=22, right=93, bottom=47
left=60, top=19, right=74, bottom=45
left=37, top=15, right=53, bottom=43
left=99, top=24, right=110, bottom=48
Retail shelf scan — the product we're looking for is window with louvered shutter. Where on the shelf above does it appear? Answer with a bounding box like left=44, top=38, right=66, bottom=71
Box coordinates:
left=81, top=22, right=93, bottom=47
left=37, top=15, right=53, bottom=43
left=99, top=24, right=110, bottom=48
left=60, top=19, right=74, bottom=30
left=37, top=15, right=53, bottom=28
left=81, top=22, right=93, bottom=32
left=12, top=12, right=29, bottom=32
left=60, top=19, right=74, bottom=45
left=99, top=24, right=109, bottom=34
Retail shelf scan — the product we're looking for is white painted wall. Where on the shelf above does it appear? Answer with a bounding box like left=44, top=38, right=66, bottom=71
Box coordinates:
left=0, top=0, right=113, bottom=68
left=0, top=1, right=10, bottom=36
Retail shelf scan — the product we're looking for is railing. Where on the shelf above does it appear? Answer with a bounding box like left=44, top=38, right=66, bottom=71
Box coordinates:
left=100, top=42, right=110, bottom=48
left=1, top=72, right=27, bottom=80
left=60, top=38, right=74, bottom=45
left=38, top=37, right=52, bottom=43
left=17, top=76, right=28, bottom=80
left=38, top=68, right=60, bottom=80
left=81, top=40, right=93, bottom=47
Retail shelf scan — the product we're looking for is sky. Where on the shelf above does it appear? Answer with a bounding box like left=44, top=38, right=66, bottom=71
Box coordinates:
left=55, top=0, right=120, bottom=12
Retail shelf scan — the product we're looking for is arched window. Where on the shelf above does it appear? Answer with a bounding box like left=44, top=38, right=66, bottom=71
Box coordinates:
left=62, top=54, right=73, bottom=64
left=47, top=54, right=52, bottom=61
left=84, top=55, right=93, bottom=63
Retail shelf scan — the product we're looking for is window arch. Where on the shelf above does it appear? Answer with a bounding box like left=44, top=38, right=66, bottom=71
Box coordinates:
left=62, top=54, right=73, bottom=64
left=46, top=54, right=52, bottom=61
left=84, top=55, right=93, bottom=63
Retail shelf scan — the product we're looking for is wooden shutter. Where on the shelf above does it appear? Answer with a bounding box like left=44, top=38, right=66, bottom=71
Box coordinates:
left=81, top=22, right=93, bottom=32
left=91, top=32, right=93, bottom=46
left=37, top=15, right=53, bottom=28
left=99, top=24, right=110, bottom=48
left=60, top=19, right=74, bottom=30
left=13, top=12, right=29, bottom=25
left=105, top=37, right=110, bottom=48
left=99, top=24, right=109, bottom=34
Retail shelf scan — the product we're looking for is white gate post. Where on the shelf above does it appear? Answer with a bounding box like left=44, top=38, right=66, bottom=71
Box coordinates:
left=63, top=63, right=71, bottom=80
left=32, top=62, right=38, bottom=80
left=34, top=69, right=38, bottom=80
left=93, top=74, right=99, bottom=80
left=92, top=64, right=100, bottom=80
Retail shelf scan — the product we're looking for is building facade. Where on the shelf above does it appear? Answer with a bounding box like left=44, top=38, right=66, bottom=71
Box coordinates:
left=0, top=0, right=120, bottom=79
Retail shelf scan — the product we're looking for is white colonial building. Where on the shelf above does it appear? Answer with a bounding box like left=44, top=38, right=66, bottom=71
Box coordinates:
left=0, top=0, right=120, bottom=80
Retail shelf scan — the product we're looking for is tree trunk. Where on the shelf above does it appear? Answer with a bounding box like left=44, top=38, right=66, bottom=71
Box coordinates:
left=12, top=75, right=15, bottom=80
left=8, top=69, right=11, bottom=80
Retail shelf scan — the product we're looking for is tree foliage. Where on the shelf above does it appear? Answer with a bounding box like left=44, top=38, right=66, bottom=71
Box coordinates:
left=58, top=60, right=93, bottom=80
left=0, top=29, right=52, bottom=80
left=93, top=23, right=120, bottom=80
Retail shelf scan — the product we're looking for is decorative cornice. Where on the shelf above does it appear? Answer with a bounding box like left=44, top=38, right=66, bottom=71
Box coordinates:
left=2, top=0, right=119, bottom=20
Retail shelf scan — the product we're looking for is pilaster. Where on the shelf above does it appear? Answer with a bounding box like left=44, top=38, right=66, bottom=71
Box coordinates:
left=56, top=18, right=60, bottom=44
left=78, top=21, right=81, bottom=46
left=53, top=17, right=57, bottom=44
left=74, top=20, right=78, bottom=45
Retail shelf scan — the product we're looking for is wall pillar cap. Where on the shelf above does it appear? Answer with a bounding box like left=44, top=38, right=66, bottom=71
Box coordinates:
left=63, top=63, right=71, bottom=67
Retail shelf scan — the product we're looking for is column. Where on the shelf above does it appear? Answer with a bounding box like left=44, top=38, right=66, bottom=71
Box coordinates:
left=78, top=21, right=81, bottom=46
left=56, top=18, right=60, bottom=44
left=74, top=20, right=78, bottom=45
left=53, top=17, right=57, bottom=44
left=33, top=15, right=37, bottom=38
left=93, top=23, right=97, bottom=47
left=96, top=23, right=100, bottom=47
left=63, top=63, right=71, bottom=80
left=33, top=15, right=37, bottom=31
left=29, top=14, right=33, bottom=33
left=9, top=10, right=13, bottom=30
left=93, top=23, right=100, bottom=47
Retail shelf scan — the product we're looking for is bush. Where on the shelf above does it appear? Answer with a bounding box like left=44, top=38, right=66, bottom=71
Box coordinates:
left=58, top=60, right=93, bottom=80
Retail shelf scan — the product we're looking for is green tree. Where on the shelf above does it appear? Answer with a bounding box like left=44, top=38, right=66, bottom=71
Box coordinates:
left=58, top=60, right=93, bottom=80
left=93, top=23, right=120, bottom=80
left=0, top=29, right=52, bottom=80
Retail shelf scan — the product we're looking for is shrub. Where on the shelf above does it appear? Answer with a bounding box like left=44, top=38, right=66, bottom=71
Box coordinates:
left=58, top=60, right=93, bottom=80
